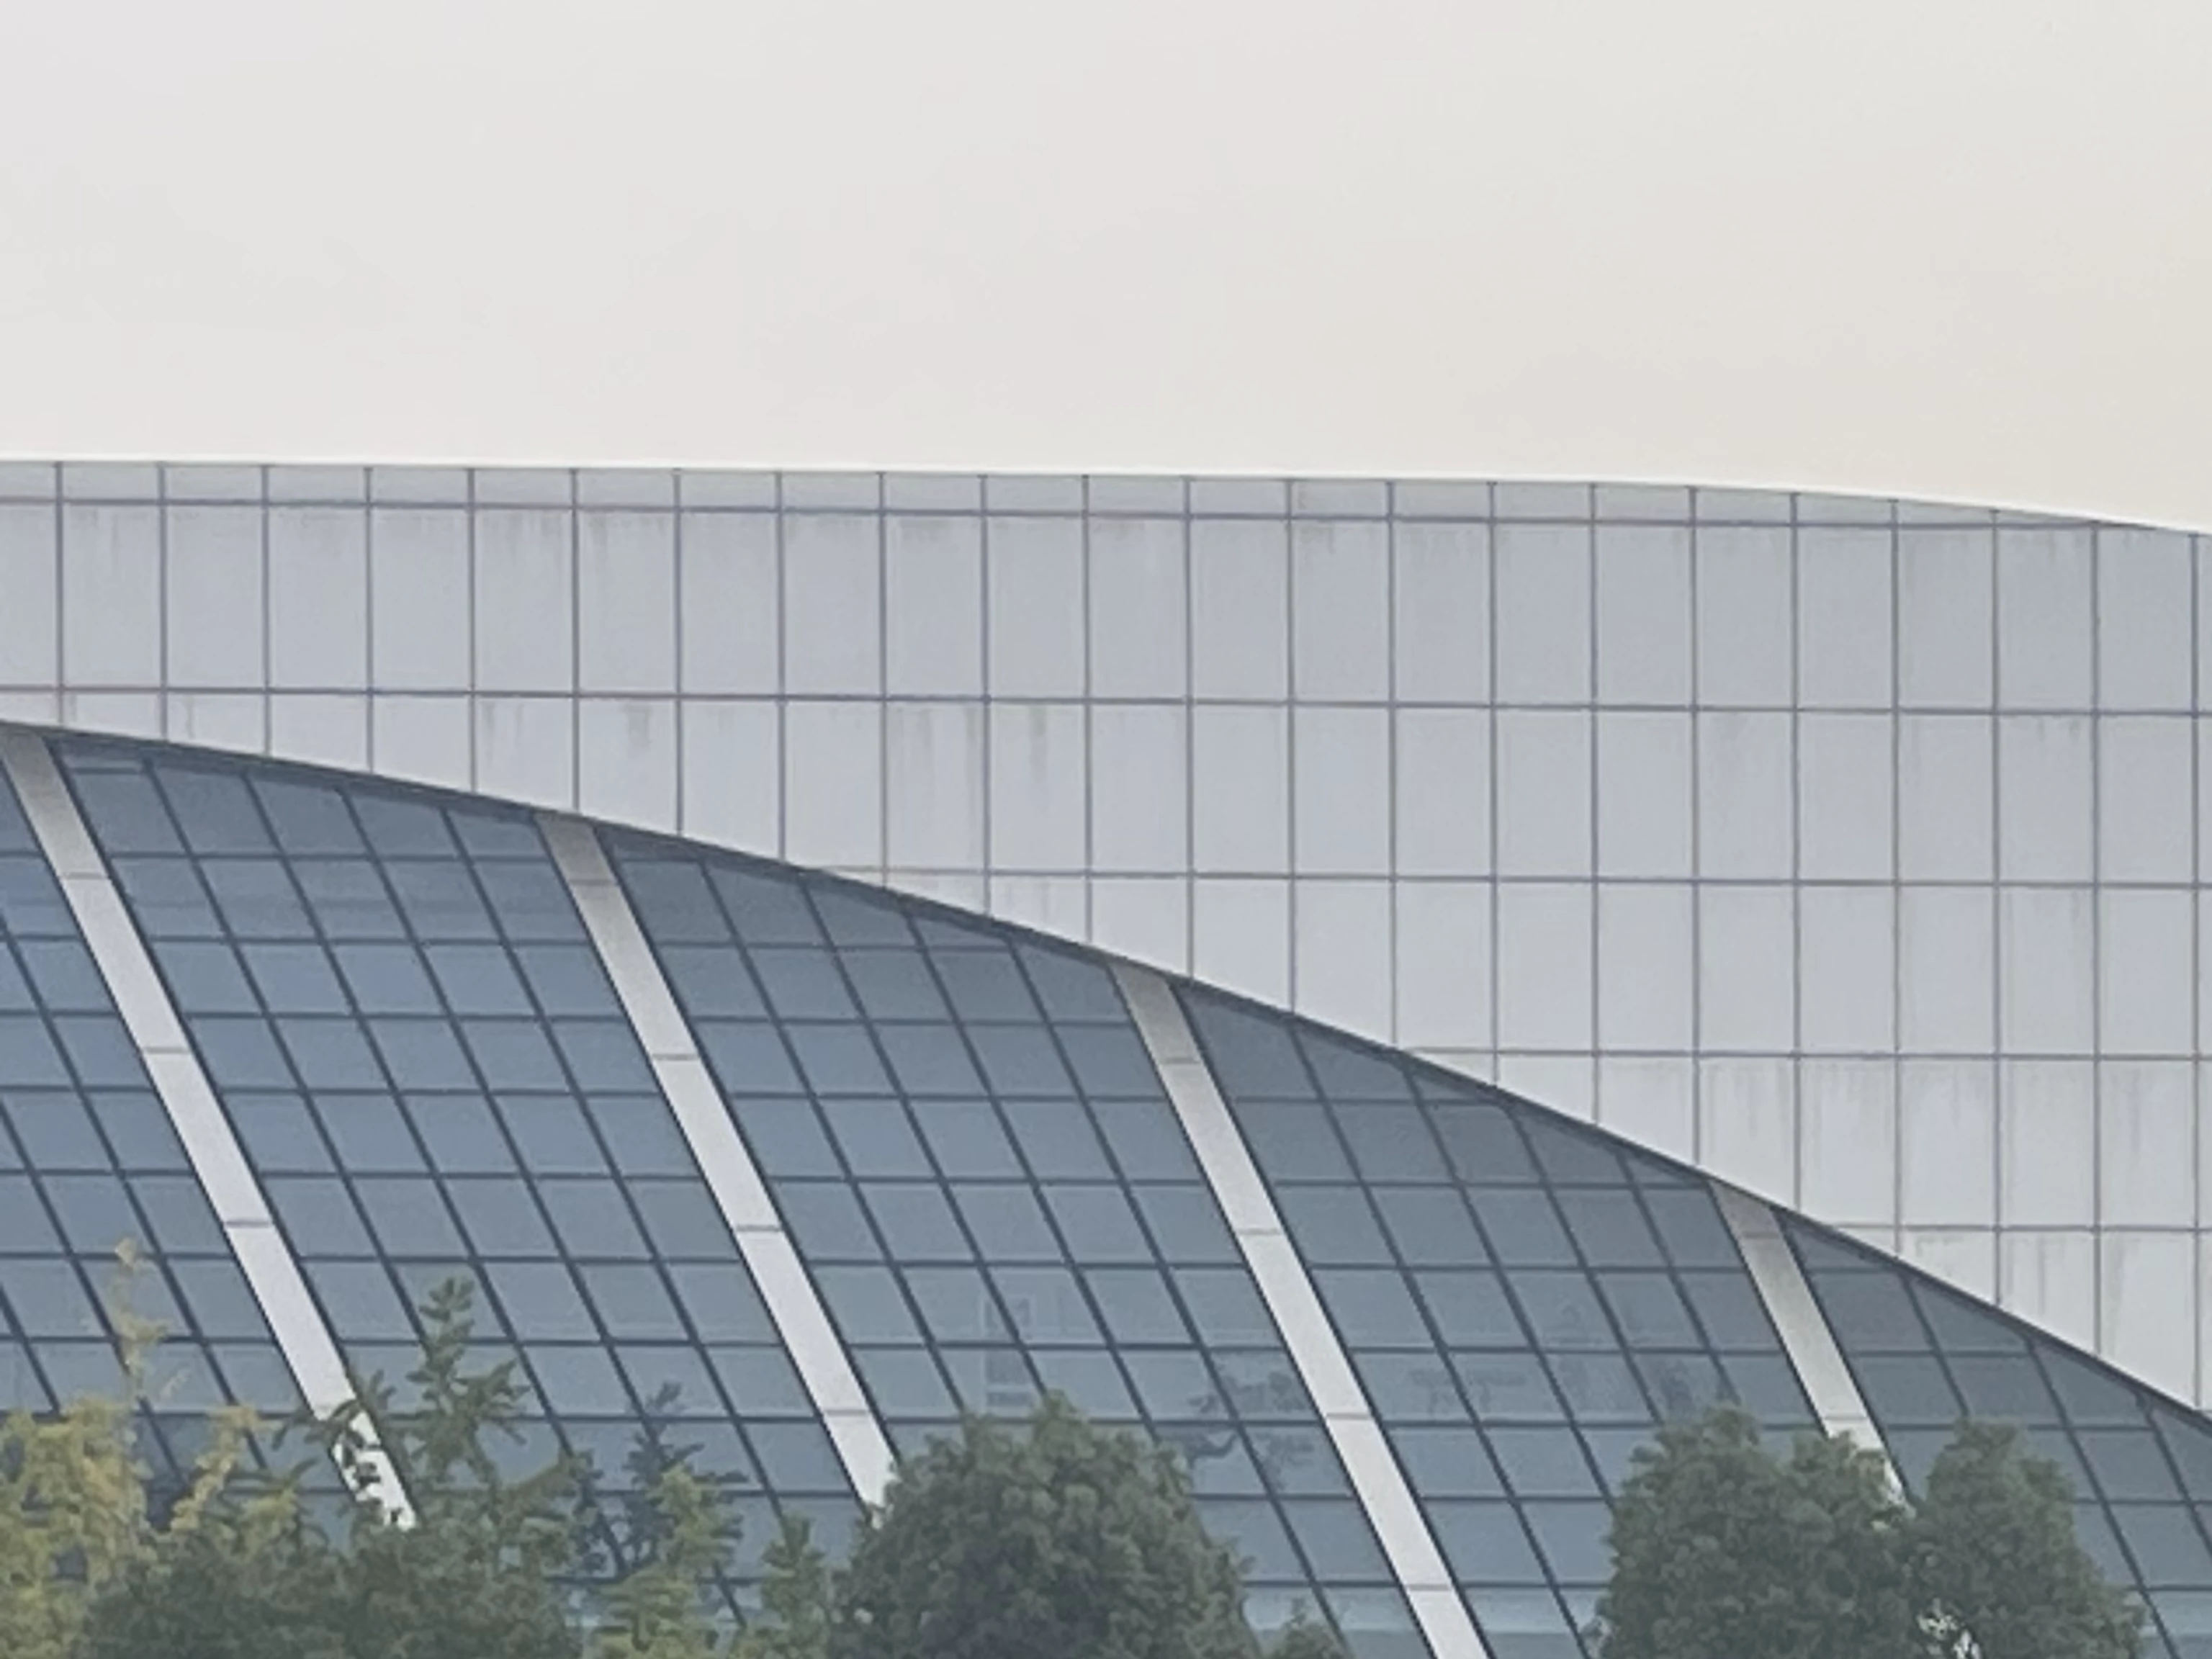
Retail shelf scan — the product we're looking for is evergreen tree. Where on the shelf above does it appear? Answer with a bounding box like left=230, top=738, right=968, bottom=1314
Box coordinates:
left=74, top=1457, right=331, bottom=1659
left=83, top=1277, right=588, bottom=1659
left=48, top=1269, right=2161, bottom=1659
left=6, top=1244, right=289, bottom=1659
left=835, top=1395, right=1262, bottom=1659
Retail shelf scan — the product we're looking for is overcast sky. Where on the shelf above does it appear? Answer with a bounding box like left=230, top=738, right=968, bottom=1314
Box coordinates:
left=2, top=1, right=2206, bottom=527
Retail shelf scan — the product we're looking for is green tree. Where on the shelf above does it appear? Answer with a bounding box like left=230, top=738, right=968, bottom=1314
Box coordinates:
left=0, top=1393, right=153, bottom=1659
left=81, top=1274, right=794, bottom=1659
left=1, top=1244, right=292, bottom=1659
left=1593, top=1406, right=1917, bottom=1659
left=597, top=1460, right=737, bottom=1659
left=61, top=1278, right=1359, bottom=1659
left=318, top=1279, right=586, bottom=1659
left=735, top=1516, right=834, bottom=1659
left=834, top=1394, right=1263, bottom=1659
left=73, top=1449, right=331, bottom=1659
left=1595, top=1407, right=2146, bottom=1659
left=1910, top=1421, right=2144, bottom=1659
left=1265, top=1606, right=1349, bottom=1659
left=83, top=1277, right=589, bottom=1659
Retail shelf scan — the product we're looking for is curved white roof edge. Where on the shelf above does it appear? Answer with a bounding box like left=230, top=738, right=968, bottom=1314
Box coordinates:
left=7, top=453, right=2203, bottom=540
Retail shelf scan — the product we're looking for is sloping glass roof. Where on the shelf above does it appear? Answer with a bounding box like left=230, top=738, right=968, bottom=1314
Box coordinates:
left=1182, top=986, right=1815, bottom=1658
left=56, top=737, right=859, bottom=1606
left=0, top=760, right=311, bottom=1496
left=603, top=824, right=1403, bottom=1649
left=1, top=726, right=2208, bottom=1655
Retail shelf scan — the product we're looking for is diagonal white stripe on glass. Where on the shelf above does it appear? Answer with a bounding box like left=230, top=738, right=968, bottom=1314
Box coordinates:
left=0, top=727, right=412, bottom=1519
left=1711, top=1181, right=1897, bottom=1478
left=1114, top=962, right=1490, bottom=1659
left=537, top=814, right=897, bottom=1505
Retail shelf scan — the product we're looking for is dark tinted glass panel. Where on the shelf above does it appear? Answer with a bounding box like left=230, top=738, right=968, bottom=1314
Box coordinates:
left=35, top=714, right=2212, bottom=1658
left=0, top=762, right=301, bottom=1490
left=604, top=832, right=1376, bottom=1626
left=58, top=741, right=856, bottom=1607
left=1790, top=1215, right=2212, bottom=1655
left=1182, top=981, right=1805, bottom=1622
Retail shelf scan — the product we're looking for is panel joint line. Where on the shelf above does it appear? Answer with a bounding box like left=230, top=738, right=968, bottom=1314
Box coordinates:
left=1114, top=961, right=1490, bottom=1659
left=0, top=726, right=411, bottom=1520
left=1712, top=1179, right=1897, bottom=1481
left=538, top=813, right=897, bottom=1505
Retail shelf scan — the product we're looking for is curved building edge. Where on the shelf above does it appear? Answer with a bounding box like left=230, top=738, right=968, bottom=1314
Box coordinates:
left=17, top=453, right=2210, bottom=544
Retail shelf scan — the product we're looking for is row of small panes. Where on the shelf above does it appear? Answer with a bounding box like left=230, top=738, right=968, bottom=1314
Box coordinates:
left=65, top=764, right=553, bottom=860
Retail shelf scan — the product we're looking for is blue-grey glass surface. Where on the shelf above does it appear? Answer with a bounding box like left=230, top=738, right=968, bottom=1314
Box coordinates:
left=0, top=763, right=305, bottom=1488
left=603, top=830, right=1410, bottom=1657
left=1182, top=986, right=1818, bottom=1659
left=22, top=718, right=2212, bottom=1659
left=1789, top=1219, right=2212, bottom=1659
left=55, top=738, right=858, bottom=1599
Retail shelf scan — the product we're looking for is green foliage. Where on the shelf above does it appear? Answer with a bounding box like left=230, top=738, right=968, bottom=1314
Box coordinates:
left=1593, top=1406, right=2144, bottom=1659
left=735, top=1516, right=834, bottom=1659
left=84, top=1279, right=588, bottom=1659
left=0, top=1395, right=148, bottom=1659
left=318, top=1280, right=586, bottom=1659
left=1596, top=1407, right=1915, bottom=1659
left=1910, top=1421, right=2144, bottom=1659
left=68, top=1377, right=1310, bottom=1659
left=835, top=1393, right=1263, bottom=1659
left=1265, top=1606, right=1349, bottom=1659
left=598, top=1460, right=736, bottom=1659
left=0, top=1244, right=282, bottom=1659
left=75, top=1484, right=329, bottom=1659
left=68, top=1264, right=2149, bottom=1659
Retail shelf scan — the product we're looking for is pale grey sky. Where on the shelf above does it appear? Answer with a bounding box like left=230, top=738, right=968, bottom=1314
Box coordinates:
left=2, top=0, right=2207, bottom=526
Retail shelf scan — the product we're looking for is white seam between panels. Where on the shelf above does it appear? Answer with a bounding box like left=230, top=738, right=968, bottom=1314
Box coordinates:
left=536, top=814, right=896, bottom=1506
left=0, top=727, right=413, bottom=1520
left=1112, top=962, right=1489, bottom=1659
left=1711, top=1180, right=1897, bottom=1480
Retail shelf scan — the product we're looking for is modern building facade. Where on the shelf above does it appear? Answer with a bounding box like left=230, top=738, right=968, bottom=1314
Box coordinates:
left=1, top=460, right=2210, bottom=1655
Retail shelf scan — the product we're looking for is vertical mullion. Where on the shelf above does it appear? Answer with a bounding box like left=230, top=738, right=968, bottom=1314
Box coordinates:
left=540, top=815, right=895, bottom=1503
left=1116, top=961, right=1489, bottom=1659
